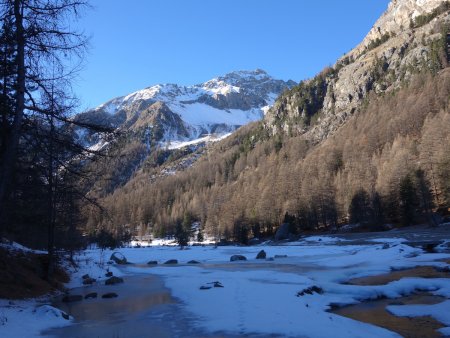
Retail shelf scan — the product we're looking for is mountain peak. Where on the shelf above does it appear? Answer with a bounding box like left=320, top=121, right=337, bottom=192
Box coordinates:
left=351, top=0, right=448, bottom=57
left=202, top=69, right=272, bottom=88
left=222, top=68, right=270, bottom=79
left=79, top=69, right=295, bottom=147
left=225, top=69, right=269, bottom=77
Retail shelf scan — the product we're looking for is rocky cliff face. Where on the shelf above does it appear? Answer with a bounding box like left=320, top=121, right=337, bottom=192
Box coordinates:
left=265, top=0, right=450, bottom=142
left=352, top=0, right=447, bottom=58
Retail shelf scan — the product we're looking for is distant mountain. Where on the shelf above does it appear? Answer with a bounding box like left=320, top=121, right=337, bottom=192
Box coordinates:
left=74, top=69, right=295, bottom=149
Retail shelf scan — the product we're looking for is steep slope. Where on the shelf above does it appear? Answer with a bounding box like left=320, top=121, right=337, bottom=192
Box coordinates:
left=265, top=0, right=450, bottom=141
left=75, top=69, right=295, bottom=148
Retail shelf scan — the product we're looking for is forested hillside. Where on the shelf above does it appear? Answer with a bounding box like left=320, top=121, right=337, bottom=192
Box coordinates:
left=88, top=68, right=450, bottom=241
left=83, top=0, right=450, bottom=242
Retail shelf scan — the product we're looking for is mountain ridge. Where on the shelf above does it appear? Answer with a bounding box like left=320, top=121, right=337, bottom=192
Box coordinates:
left=76, top=69, right=295, bottom=149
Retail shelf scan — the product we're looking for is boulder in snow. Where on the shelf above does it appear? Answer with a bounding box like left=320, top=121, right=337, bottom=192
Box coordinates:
left=85, top=292, right=97, bottom=299
left=212, top=281, right=224, bottom=288
left=164, top=259, right=178, bottom=265
left=230, top=255, right=247, bottom=262
left=105, top=276, right=124, bottom=285
left=82, top=277, right=96, bottom=285
left=110, top=252, right=127, bottom=265
left=35, top=305, right=70, bottom=320
left=256, top=250, right=266, bottom=259
left=187, top=260, right=200, bottom=264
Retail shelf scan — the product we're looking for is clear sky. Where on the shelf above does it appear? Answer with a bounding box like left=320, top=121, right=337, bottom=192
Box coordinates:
left=74, top=0, right=391, bottom=111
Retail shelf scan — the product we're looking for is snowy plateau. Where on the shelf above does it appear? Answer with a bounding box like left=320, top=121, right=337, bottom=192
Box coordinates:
left=75, top=69, right=295, bottom=150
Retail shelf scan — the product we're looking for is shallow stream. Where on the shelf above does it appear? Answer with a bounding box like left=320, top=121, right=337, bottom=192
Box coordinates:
left=44, top=274, right=201, bottom=338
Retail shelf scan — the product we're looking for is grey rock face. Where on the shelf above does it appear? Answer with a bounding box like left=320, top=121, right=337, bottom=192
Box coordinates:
left=351, top=0, right=447, bottom=59
left=265, top=0, right=450, bottom=143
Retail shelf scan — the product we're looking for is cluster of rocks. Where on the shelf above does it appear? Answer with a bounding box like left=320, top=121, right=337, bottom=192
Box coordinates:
left=147, top=259, right=201, bottom=265
left=109, top=249, right=289, bottom=268
left=296, top=286, right=324, bottom=297
left=80, top=269, right=119, bottom=286
left=82, top=274, right=96, bottom=285
left=64, top=260, right=126, bottom=303
left=229, top=250, right=287, bottom=262
left=200, top=281, right=224, bottom=290
left=62, top=291, right=119, bottom=302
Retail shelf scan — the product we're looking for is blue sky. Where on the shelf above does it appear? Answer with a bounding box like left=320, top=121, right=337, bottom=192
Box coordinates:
left=74, top=0, right=390, bottom=110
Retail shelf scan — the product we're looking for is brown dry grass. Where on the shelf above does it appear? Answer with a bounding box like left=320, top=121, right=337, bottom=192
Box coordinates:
left=0, top=247, right=69, bottom=299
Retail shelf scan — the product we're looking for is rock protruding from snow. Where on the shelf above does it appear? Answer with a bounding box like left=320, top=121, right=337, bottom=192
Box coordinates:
left=85, top=292, right=97, bottom=299
left=105, top=276, right=124, bottom=285
left=164, top=259, right=178, bottom=265
left=256, top=250, right=267, bottom=259
left=110, top=252, right=127, bottom=265
left=230, top=255, right=247, bottom=262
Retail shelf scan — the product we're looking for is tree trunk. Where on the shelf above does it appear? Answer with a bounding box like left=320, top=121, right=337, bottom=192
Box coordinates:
left=47, top=115, right=55, bottom=280
left=0, top=0, right=25, bottom=235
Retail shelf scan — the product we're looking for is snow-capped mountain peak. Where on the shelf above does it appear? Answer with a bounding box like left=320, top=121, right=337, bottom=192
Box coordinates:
left=76, top=70, right=295, bottom=148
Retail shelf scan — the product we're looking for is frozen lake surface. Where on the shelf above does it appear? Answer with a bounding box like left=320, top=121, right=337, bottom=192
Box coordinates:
left=2, top=225, right=450, bottom=338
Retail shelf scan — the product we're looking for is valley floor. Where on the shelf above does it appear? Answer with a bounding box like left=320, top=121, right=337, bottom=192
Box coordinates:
left=1, top=225, right=450, bottom=337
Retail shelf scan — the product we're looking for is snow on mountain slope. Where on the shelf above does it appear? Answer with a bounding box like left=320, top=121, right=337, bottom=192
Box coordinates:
left=79, top=69, right=295, bottom=147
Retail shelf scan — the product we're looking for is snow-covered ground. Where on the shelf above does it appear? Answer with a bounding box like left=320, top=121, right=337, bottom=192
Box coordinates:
left=166, top=132, right=232, bottom=150
left=0, top=300, right=72, bottom=338
left=1, top=236, right=450, bottom=337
